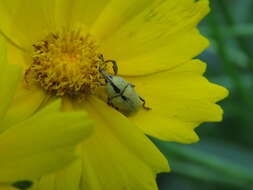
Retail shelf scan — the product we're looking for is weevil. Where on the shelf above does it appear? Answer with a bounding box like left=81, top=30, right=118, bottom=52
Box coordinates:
left=99, top=68, right=151, bottom=116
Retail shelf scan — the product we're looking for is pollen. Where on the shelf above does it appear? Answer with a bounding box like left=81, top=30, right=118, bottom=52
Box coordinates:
left=25, top=29, right=109, bottom=97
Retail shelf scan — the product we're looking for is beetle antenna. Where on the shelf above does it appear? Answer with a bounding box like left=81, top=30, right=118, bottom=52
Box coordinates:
left=98, top=54, right=118, bottom=75
left=104, top=60, right=118, bottom=75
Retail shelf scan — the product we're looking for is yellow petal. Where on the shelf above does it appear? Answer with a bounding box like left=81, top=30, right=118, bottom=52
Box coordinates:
left=0, top=100, right=93, bottom=183
left=0, top=0, right=110, bottom=49
left=30, top=159, right=82, bottom=190
left=0, top=63, right=22, bottom=123
left=0, top=35, right=6, bottom=67
left=29, top=96, right=168, bottom=190
left=91, top=0, right=153, bottom=40
left=0, top=0, right=54, bottom=50
left=126, top=60, right=228, bottom=143
left=1, top=85, right=47, bottom=130
left=0, top=37, right=22, bottom=120
left=0, top=185, right=16, bottom=190
left=54, top=0, right=109, bottom=29
left=54, top=159, right=82, bottom=190
left=117, top=29, right=208, bottom=76
left=1, top=45, right=46, bottom=129
left=134, top=113, right=201, bottom=143
left=78, top=96, right=169, bottom=190
left=99, top=0, right=209, bottom=76
left=34, top=174, right=55, bottom=190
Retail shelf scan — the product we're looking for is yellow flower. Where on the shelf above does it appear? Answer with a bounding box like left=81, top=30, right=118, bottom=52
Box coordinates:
left=0, top=0, right=228, bottom=189
left=0, top=36, right=93, bottom=190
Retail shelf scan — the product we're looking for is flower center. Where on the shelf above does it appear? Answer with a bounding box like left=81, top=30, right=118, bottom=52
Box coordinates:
left=25, top=29, right=109, bottom=97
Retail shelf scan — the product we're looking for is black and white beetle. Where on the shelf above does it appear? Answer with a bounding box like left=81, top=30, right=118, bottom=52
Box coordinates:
left=98, top=55, right=151, bottom=116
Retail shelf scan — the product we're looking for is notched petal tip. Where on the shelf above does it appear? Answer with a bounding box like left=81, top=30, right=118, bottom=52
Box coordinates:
left=217, top=85, right=229, bottom=101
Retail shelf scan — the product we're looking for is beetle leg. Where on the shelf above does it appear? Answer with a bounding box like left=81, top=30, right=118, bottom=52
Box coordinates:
left=107, top=96, right=120, bottom=110
left=139, top=96, right=152, bottom=110
left=129, top=83, right=135, bottom=88
left=109, top=94, right=121, bottom=101
left=107, top=97, right=115, bottom=108
left=107, top=98, right=113, bottom=106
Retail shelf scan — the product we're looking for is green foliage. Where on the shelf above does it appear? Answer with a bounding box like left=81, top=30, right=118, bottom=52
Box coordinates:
left=155, top=139, right=253, bottom=190
left=156, top=0, right=253, bottom=189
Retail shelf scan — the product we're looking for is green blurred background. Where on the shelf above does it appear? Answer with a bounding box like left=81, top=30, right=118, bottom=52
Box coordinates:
left=155, top=0, right=253, bottom=189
